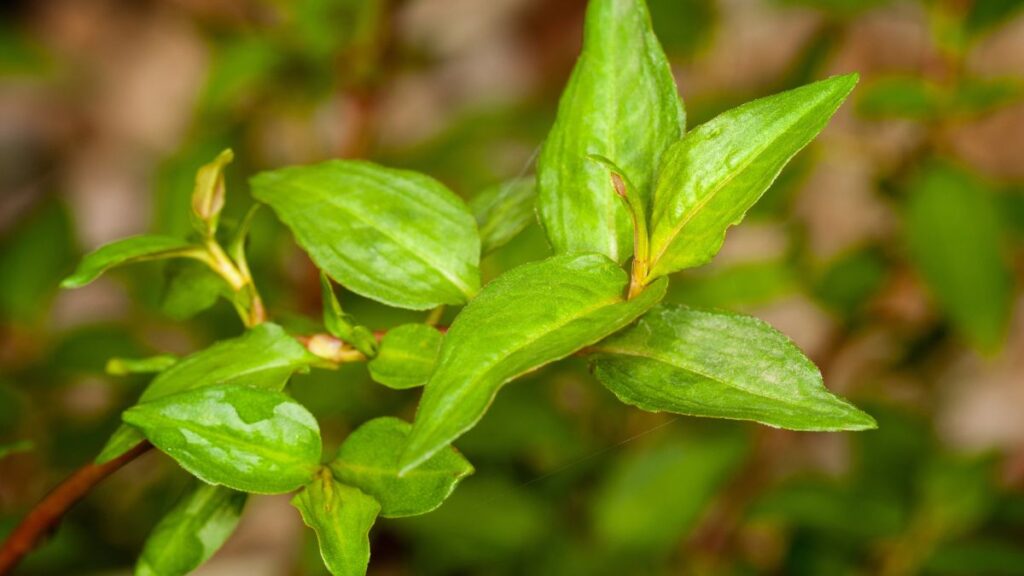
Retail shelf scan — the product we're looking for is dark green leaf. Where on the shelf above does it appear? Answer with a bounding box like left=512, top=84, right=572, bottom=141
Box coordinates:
left=857, top=76, right=940, bottom=120
left=106, top=354, right=178, bottom=376
left=647, top=74, right=857, bottom=279
left=61, top=235, right=205, bottom=289
left=537, top=0, right=684, bottom=262
left=291, top=470, right=380, bottom=576
left=400, top=254, right=667, bottom=473
left=0, top=200, right=74, bottom=324
left=330, top=417, right=472, bottom=517
left=0, top=440, right=33, bottom=461
left=471, top=177, right=537, bottom=255
left=135, top=483, right=246, bottom=576
left=252, top=160, right=480, bottom=310
left=906, top=163, right=1012, bottom=352
left=98, top=323, right=317, bottom=463
left=367, top=324, right=442, bottom=390
left=591, top=305, right=876, bottom=430
left=123, top=385, right=322, bottom=494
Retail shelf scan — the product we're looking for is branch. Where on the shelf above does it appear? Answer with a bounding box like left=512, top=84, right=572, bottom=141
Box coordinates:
left=0, top=441, right=153, bottom=575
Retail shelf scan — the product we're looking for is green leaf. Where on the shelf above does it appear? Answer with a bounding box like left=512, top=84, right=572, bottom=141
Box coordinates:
left=252, top=160, right=480, bottom=310
left=0, top=200, right=74, bottom=324
left=61, top=235, right=204, bottom=289
left=291, top=470, right=380, bottom=576
left=135, top=483, right=246, bottom=576
left=471, top=177, right=537, bottom=255
left=592, top=433, right=746, bottom=552
left=647, top=74, right=857, bottom=279
left=367, top=324, right=442, bottom=390
left=106, top=354, right=179, bottom=376
left=590, top=305, right=876, bottom=430
left=0, top=440, right=33, bottom=461
left=906, top=163, right=1012, bottom=353
left=160, top=260, right=228, bottom=320
left=330, top=417, right=472, bottom=517
left=857, top=76, right=940, bottom=120
left=537, top=0, right=684, bottom=262
left=98, top=323, right=317, bottom=463
left=190, top=149, right=233, bottom=237
left=123, top=385, right=322, bottom=494
left=321, top=273, right=378, bottom=357
left=400, top=253, right=667, bottom=473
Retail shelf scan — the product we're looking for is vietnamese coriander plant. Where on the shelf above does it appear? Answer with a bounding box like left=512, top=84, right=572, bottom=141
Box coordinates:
left=0, top=0, right=876, bottom=574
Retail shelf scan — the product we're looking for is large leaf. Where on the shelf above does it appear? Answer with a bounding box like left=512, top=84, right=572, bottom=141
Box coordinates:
left=906, top=163, right=1012, bottom=352
left=647, top=74, right=857, bottom=279
left=590, top=305, right=876, bottom=430
left=399, top=254, right=667, bottom=473
left=251, top=160, right=480, bottom=310
left=471, top=177, right=537, bottom=255
left=98, top=323, right=317, bottom=463
left=135, top=483, right=246, bottom=576
left=291, top=470, right=380, bottom=576
left=123, top=385, right=322, bottom=493
left=331, top=417, right=473, bottom=517
left=61, top=235, right=204, bottom=288
left=536, top=0, right=684, bottom=262
left=367, top=324, right=443, bottom=390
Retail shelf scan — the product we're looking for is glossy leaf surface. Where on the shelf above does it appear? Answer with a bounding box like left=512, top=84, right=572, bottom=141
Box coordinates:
left=591, top=305, right=876, bottom=430
left=367, top=324, right=442, bottom=390
left=61, top=235, right=203, bottom=289
left=292, top=470, right=380, bottom=576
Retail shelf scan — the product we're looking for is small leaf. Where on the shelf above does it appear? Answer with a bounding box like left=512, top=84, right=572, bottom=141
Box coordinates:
left=252, top=160, right=480, bottom=310
left=0, top=439, right=33, bottom=461
left=98, top=323, right=317, bottom=463
left=367, top=324, right=442, bottom=390
left=291, top=470, right=380, bottom=576
left=321, top=273, right=378, bottom=357
left=906, top=162, right=1012, bottom=352
left=400, top=253, right=667, bottom=473
left=190, top=149, right=234, bottom=237
left=123, top=385, right=322, bottom=494
left=856, top=76, right=940, bottom=120
left=470, top=177, right=537, bottom=255
left=590, top=305, right=876, bottom=431
left=135, top=483, right=246, bottom=576
left=106, top=354, right=178, bottom=376
left=61, top=235, right=205, bottom=289
left=331, top=417, right=472, bottom=517
left=537, top=0, right=684, bottom=262
left=161, top=260, right=228, bottom=320
left=647, top=74, right=857, bottom=279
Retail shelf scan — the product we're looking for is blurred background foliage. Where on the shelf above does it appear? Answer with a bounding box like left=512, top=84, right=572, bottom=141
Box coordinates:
left=1, top=0, right=1023, bottom=574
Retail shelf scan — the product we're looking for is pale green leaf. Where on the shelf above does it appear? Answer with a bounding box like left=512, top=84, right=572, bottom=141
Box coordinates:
left=400, top=253, right=667, bottom=473
left=291, top=470, right=380, bottom=576
left=98, top=323, right=317, bottom=463
left=252, top=160, right=480, bottom=310
left=135, top=483, right=246, bottom=576
left=330, top=417, right=472, bottom=517
left=647, top=74, right=857, bottom=279
left=367, top=324, right=442, bottom=390
left=471, top=177, right=537, bottom=255
left=190, top=149, right=233, bottom=237
left=123, top=385, right=322, bottom=494
left=906, top=163, right=1012, bottom=353
left=106, top=354, right=179, bottom=376
left=591, top=305, right=876, bottom=430
left=537, top=0, right=684, bottom=262
left=61, top=235, right=205, bottom=289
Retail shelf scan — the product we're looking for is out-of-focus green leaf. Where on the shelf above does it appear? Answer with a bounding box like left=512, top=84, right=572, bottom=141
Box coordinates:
left=330, top=417, right=473, bottom=518
left=918, top=454, right=996, bottom=537
left=135, top=484, right=246, bottom=576
left=906, top=163, right=1012, bottom=352
left=0, top=24, right=53, bottom=76
left=857, top=76, right=940, bottom=120
left=291, top=470, right=380, bottom=576
left=924, top=538, right=1024, bottom=575
left=321, top=273, right=377, bottom=357
left=200, top=36, right=282, bottom=116
left=648, top=0, right=716, bottom=56
left=751, top=481, right=903, bottom=538
left=252, top=160, right=481, bottom=310
left=951, top=78, right=1024, bottom=116
left=667, top=260, right=798, bottom=308
left=0, top=200, right=74, bottom=323
left=964, top=0, right=1024, bottom=37
left=0, top=440, right=33, bottom=461
left=813, top=248, right=887, bottom=315
left=592, top=433, right=746, bottom=552
left=647, top=74, right=857, bottom=279
left=537, top=0, right=684, bottom=262
left=98, top=323, right=317, bottom=463
left=591, top=305, right=876, bottom=430
left=471, top=177, right=537, bottom=255
left=61, top=235, right=204, bottom=289
left=400, top=254, right=667, bottom=473
left=161, top=260, right=228, bottom=320
left=124, top=385, right=322, bottom=494
left=777, top=0, right=892, bottom=17
left=106, top=354, right=179, bottom=376
left=367, top=324, right=442, bottom=390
